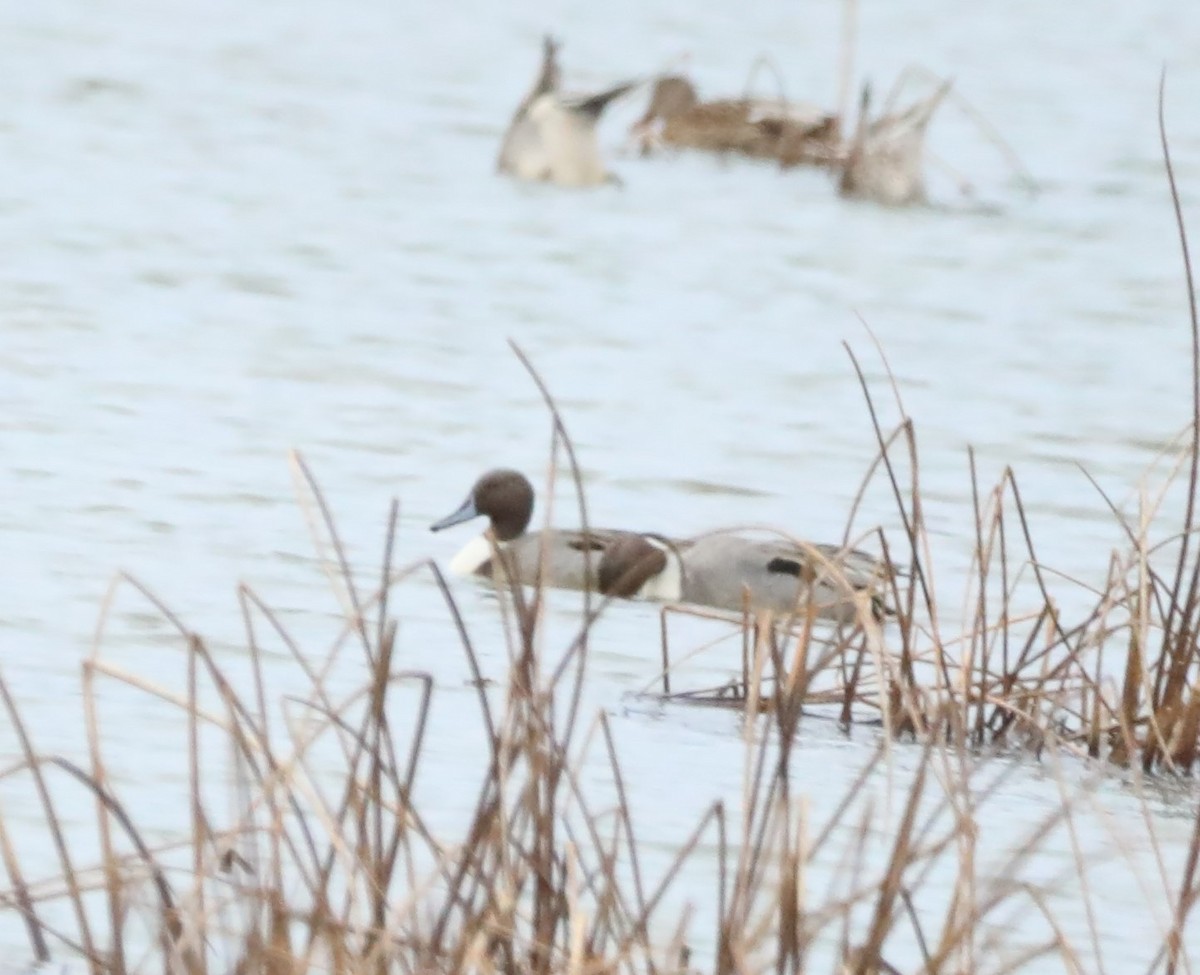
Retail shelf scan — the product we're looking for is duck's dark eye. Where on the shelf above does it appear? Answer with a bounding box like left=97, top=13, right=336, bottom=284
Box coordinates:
left=568, top=538, right=606, bottom=552
left=767, top=557, right=802, bottom=577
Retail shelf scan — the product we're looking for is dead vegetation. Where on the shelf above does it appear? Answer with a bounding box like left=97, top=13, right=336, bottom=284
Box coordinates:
left=1, top=441, right=1197, bottom=975
left=5, top=302, right=1200, bottom=970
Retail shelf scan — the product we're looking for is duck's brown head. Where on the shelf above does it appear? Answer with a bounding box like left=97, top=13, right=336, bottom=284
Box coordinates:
left=632, top=75, right=700, bottom=134
left=430, top=469, right=535, bottom=542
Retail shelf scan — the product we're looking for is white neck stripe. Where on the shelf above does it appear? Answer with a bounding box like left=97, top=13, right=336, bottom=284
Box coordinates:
left=448, top=534, right=494, bottom=575
left=635, top=538, right=682, bottom=600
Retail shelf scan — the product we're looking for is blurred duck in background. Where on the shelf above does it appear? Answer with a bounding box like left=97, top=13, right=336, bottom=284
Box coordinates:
left=630, top=72, right=841, bottom=168
left=837, top=77, right=953, bottom=206
left=496, top=35, right=637, bottom=188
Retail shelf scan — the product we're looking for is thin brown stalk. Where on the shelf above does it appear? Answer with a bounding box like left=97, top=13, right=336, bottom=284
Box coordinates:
left=0, top=671, right=98, bottom=964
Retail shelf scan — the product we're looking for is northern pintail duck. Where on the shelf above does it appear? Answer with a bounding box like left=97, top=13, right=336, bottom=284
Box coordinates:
left=496, top=35, right=636, bottom=188
left=430, top=469, right=680, bottom=594
left=630, top=74, right=841, bottom=168
left=432, top=470, right=891, bottom=624
left=837, top=79, right=952, bottom=206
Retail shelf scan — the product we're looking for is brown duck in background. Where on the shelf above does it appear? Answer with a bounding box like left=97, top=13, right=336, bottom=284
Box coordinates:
left=630, top=74, right=842, bottom=168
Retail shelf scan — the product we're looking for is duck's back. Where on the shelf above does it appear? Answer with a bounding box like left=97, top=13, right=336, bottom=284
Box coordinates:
left=679, top=534, right=885, bottom=621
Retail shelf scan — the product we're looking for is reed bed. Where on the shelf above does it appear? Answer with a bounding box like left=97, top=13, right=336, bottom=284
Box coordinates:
left=3, top=445, right=1198, bottom=975
left=0, top=333, right=1198, bottom=974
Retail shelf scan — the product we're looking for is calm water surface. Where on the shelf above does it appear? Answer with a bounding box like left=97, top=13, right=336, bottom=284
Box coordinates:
left=2, top=0, right=1200, bottom=969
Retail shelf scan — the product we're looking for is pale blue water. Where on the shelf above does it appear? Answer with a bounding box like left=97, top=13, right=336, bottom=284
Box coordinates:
left=2, top=0, right=1200, bottom=970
